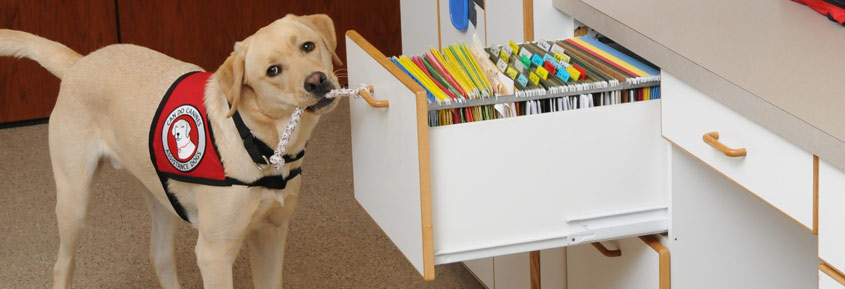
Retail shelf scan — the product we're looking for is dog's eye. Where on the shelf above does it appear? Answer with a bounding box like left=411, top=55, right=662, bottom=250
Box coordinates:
left=266, top=65, right=281, bottom=77
left=302, top=41, right=315, bottom=52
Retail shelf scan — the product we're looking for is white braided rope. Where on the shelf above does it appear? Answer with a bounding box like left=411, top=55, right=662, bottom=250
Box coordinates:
left=267, top=84, right=369, bottom=169
left=325, top=84, right=368, bottom=100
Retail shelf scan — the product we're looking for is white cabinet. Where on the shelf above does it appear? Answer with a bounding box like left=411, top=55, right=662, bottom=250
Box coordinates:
left=820, top=265, right=845, bottom=289
left=493, top=253, right=531, bottom=289
left=662, top=71, right=815, bottom=231
left=670, top=147, right=817, bottom=289
left=819, top=160, right=845, bottom=274
left=567, top=235, right=668, bottom=289
left=540, top=248, right=566, bottom=289
left=464, top=257, right=495, bottom=288
left=346, top=31, right=669, bottom=279
left=463, top=248, right=565, bottom=289
left=401, top=0, right=574, bottom=55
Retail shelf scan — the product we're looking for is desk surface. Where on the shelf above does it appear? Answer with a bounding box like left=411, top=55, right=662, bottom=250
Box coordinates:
left=555, top=0, right=845, bottom=170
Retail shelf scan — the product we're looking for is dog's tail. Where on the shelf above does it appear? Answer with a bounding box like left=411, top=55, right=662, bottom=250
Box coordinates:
left=0, top=29, right=82, bottom=79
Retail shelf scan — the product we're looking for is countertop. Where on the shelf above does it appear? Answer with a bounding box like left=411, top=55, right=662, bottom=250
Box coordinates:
left=555, top=0, right=845, bottom=171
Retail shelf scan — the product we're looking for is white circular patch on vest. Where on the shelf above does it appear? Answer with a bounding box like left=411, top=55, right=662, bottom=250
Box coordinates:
left=162, top=104, right=206, bottom=172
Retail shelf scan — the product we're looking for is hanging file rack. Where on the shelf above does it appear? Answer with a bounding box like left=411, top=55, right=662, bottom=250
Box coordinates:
left=428, top=77, right=660, bottom=111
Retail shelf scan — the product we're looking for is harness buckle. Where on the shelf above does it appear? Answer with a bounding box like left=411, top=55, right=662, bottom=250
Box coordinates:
left=257, top=155, right=273, bottom=171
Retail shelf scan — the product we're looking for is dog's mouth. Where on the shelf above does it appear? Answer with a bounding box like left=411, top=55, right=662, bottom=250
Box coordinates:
left=305, top=96, right=335, bottom=113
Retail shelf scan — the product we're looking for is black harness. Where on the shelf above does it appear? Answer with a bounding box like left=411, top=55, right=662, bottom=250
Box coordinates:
left=149, top=72, right=304, bottom=223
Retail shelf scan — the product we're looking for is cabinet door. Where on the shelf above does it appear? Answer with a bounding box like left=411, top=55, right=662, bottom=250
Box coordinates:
left=819, top=159, right=845, bottom=272
left=671, top=147, right=817, bottom=289
left=0, top=0, right=117, bottom=123
left=567, top=237, right=665, bottom=289
left=464, top=258, right=495, bottom=289
left=540, top=248, right=566, bottom=289
left=494, top=252, right=530, bottom=289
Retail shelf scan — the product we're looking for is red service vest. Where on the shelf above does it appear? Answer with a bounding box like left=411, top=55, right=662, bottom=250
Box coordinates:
left=149, top=72, right=228, bottom=184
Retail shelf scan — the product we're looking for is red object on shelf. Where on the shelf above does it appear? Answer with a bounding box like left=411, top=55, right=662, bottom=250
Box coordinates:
left=793, top=0, right=845, bottom=24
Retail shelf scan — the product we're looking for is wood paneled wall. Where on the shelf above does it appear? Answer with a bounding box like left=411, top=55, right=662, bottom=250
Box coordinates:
left=1, top=0, right=401, bottom=123
left=0, top=0, right=118, bottom=123
left=117, top=0, right=402, bottom=74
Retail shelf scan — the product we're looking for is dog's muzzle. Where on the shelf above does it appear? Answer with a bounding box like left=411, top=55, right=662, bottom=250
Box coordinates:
left=304, top=71, right=336, bottom=112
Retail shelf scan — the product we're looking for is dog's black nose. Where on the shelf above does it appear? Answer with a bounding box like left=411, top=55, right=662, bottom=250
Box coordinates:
left=304, top=72, right=331, bottom=95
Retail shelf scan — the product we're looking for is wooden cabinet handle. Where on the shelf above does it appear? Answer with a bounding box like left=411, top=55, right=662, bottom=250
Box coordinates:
left=591, top=242, right=622, bottom=257
left=640, top=235, right=671, bottom=289
left=702, top=131, right=746, bottom=157
left=358, top=85, right=388, bottom=108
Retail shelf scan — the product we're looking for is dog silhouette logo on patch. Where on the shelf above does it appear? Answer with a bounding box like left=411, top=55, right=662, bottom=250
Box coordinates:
left=161, top=104, right=206, bottom=172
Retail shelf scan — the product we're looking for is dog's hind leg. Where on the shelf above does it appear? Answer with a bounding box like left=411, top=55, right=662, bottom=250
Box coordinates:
left=144, top=191, right=184, bottom=289
left=48, top=117, right=101, bottom=289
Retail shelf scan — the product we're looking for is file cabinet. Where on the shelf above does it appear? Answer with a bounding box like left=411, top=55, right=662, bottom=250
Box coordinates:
left=661, top=71, right=816, bottom=231
left=346, top=30, right=668, bottom=279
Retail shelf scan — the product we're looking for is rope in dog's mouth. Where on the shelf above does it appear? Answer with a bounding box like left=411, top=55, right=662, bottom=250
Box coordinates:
left=267, top=84, right=370, bottom=170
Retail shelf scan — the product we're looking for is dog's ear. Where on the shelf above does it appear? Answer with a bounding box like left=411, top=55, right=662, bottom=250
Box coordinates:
left=298, top=14, right=342, bottom=66
left=217, top=42, right=247, bottom=118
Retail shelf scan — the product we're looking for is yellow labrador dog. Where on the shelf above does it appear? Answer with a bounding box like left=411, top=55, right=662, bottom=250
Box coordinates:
left=0, top=14, right=341, bottom=289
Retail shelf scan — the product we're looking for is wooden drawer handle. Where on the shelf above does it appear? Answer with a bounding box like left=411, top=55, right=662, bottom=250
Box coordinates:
left=591, top=242, right=622, bottom=257
left=702, top=131, right=746, bottom=157
left=358, top=85, right=388, bottom=108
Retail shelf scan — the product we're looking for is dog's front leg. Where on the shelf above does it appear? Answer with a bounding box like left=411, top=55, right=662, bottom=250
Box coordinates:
left=194, top=186, right=261, bottom=289
left=247, top=194, right=298, bottom=289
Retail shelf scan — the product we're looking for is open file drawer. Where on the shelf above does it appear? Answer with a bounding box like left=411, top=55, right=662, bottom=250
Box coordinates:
left=345, top=31, right=669, bottom=280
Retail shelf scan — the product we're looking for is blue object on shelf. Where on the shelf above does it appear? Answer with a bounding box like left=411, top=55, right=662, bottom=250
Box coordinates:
left=449, top=0, right=468, bottom=31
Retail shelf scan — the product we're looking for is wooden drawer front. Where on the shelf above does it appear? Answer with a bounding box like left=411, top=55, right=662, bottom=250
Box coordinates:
left=819, top=160, right=845, bottom=272
left=347, top=31, right=668, bottom=279
left=567, top=235, right=669, bottom=289
left=820, top=265, right=845, bottom=289
left=661, top=71, right=814, bottom=230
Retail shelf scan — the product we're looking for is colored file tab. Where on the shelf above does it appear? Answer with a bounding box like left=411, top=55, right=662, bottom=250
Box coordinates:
left=508, top=41, right=520, bottom=55
left=556, top=68, right=570, bottom=82
left=516, top=73, right=529, bottom=87
left=531, top=54, right=544, bottom=67
left=565, top=65, right=581, bottom=81
left=554, top=52, right=570, bottom=63
left=536, top=66, right=549, bottom=80
left=499, top=49, right=510, bottom=63
left=520, top=55, right=531, bottom=69
left=506, top=66, right=519, bottom=79
left=529, top=71, right=540, bottom=85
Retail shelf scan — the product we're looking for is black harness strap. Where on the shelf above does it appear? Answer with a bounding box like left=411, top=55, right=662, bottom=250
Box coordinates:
left=225, top=167, right=302, bottom=190
left=232, top=110, right=302, bottom=165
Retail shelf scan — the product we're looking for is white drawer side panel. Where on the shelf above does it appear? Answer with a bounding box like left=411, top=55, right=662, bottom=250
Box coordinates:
left=346, top=36, right=426, bottom=275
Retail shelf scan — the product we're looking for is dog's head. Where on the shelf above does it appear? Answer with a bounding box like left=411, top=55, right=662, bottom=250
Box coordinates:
left=216, top=14, right=342, bottom=119
left=171, top=119, right=191, bottom=143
